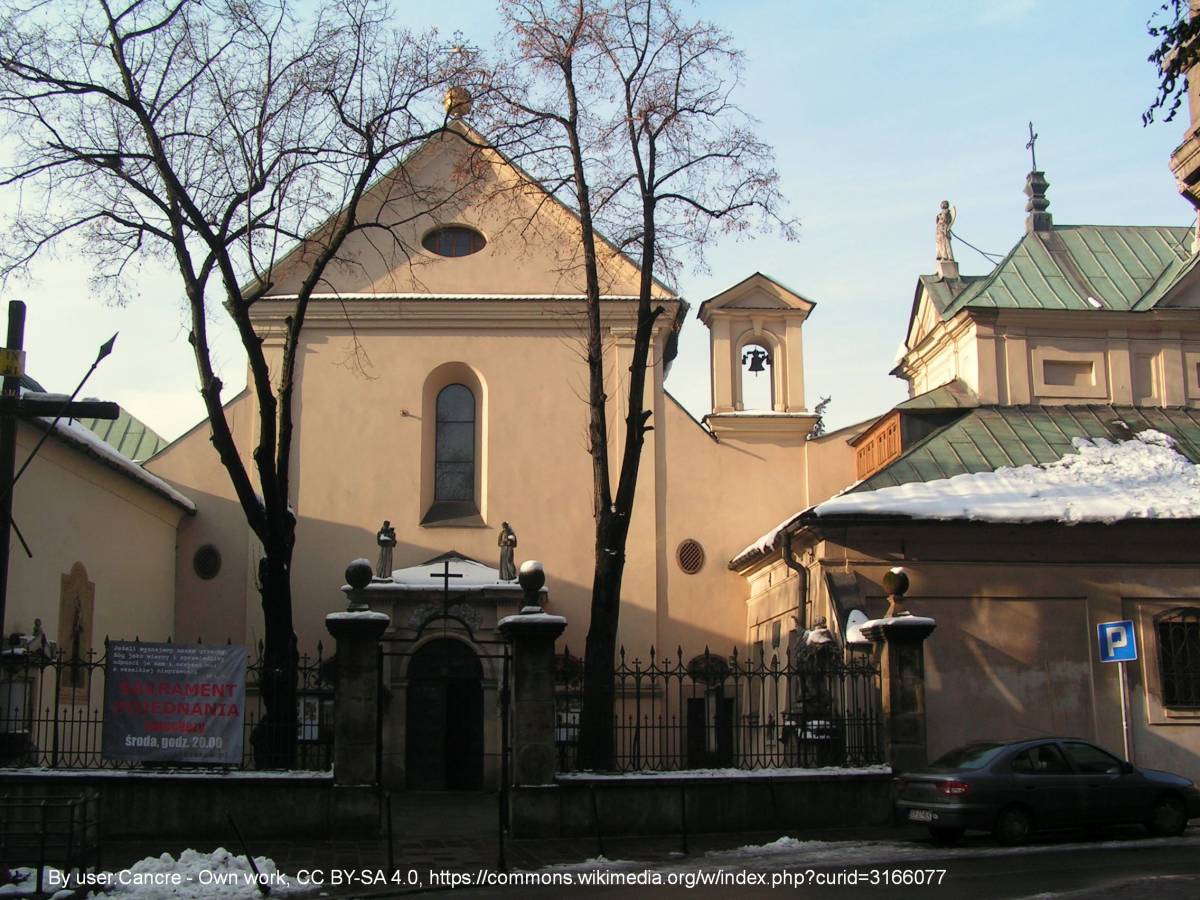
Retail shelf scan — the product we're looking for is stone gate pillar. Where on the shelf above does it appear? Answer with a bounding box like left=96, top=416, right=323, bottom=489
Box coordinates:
left=497, top=561, right=565, bottom=786
left=861, top=570, right=936, bottom=773
left=326, top=558, right=390, bottom=787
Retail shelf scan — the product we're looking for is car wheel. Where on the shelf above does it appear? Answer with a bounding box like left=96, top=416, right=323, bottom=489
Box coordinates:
left=1147, top=795, right=1187, bottom=837
left=993, top=805, right=1032, bottom=845
left=928, top=825, right=964, bottom=846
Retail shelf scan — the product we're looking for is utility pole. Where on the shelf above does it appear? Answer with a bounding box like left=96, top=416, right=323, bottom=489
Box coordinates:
left=0, top=300, right=119, bottom=635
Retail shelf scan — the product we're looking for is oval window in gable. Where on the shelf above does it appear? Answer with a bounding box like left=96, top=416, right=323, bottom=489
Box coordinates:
left=422, top=225, right=486, bottom=258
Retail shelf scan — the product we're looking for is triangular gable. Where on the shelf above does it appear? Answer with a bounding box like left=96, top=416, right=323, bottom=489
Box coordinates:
left=696, top=271, right=816, bottom=324
left=264, top=123, right=675, bottom=301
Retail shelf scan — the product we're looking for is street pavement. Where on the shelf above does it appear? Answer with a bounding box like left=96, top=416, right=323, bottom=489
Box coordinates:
left=97, top=792, right=1200, bottom=899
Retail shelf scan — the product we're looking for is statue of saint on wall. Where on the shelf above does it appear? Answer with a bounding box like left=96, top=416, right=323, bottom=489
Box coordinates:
left=935, top=200, right=955, bottom=262
left=376, top=520, right=397, bottom=579
left=498, top=522, right=517, bottom=581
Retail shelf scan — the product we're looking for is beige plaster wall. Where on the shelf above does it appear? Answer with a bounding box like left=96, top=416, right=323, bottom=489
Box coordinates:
left=902, top=308, right=1200, bottom=408
left=7, top=422, right=185, bottom=647
left=657, top=399, right=858, bottom=655
left=805, top=524, right=1200, bottom=782
left=145, top=391, right=256, bottom=645
left=266, top=130, right=654, bottom=300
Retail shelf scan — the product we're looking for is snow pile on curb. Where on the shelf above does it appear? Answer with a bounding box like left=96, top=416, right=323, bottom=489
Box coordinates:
left=814, top=430, right=1200, bottom=523
left=27, top=848, right=297, bottom=899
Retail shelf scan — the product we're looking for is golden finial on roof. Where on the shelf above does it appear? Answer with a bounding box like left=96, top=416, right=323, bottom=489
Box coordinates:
left=444, top=86, right=472, bottom=118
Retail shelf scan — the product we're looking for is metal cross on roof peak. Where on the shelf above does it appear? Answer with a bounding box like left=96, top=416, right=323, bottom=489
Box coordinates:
left=1026, top=121, right=1039, bottom=172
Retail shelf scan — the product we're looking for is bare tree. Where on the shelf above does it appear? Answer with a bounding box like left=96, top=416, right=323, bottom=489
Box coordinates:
left=1145, top=0, right=1200, bottom=125
left=488, top=0, right=795, bottom=769
left=0, top=0, right=472, bottom=766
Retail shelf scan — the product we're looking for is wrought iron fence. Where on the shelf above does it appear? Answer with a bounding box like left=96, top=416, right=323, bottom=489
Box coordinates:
left=554, top=644, right=881, bottom=772
left=0, top=639, right=333, bottom=770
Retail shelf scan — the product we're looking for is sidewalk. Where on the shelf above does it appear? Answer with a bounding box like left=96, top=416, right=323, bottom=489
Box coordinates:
left=97, top=791, right=919, bottom=895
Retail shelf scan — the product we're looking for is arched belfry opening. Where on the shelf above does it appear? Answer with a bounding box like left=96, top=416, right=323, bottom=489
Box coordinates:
left=697, top=273, right=821, bottom=440
left=737, top=338, right=778, bottom=412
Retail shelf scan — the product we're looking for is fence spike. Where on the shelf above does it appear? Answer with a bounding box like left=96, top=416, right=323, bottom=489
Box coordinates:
left=731, top=646, right=739, bottom=662
left=619, top=645, right=626, bottom=662
left=227, top=637, right=232, bottom=645
left=197, top=636, right=203, bottom=644
left=703, top=645, right=710, bottom=659
left=317, top=640, right=323, bottom=658
left=165, top=635, right=170, bottom=643
left=649, top=644, right=656, bottom=662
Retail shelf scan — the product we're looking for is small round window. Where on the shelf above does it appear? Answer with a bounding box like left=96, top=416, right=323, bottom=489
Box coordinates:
left=422, top=225, right=486, bottom=258
left=193, top=545, right=222, bottom=580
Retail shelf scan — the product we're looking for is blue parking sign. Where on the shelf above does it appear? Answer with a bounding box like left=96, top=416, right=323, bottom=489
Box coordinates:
left=1097, top=620, right=1137, bottom=663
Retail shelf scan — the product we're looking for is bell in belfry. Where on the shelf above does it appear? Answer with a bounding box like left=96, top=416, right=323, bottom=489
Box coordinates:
left=742, top=346, right=770, bottom=374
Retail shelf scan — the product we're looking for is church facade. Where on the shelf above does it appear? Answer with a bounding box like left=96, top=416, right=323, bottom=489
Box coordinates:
left=140, top=126, right=857, bottom=786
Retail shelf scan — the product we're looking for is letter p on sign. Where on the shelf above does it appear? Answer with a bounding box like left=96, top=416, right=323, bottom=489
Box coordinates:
left=1097, top=620, right=1137, bottom=663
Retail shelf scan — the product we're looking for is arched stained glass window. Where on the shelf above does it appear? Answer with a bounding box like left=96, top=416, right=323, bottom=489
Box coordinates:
left=435, top=384, right=475, bottom=502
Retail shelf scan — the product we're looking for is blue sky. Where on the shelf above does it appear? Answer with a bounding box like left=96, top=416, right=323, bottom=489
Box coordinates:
left=1, top=0, right=1193, bottom=439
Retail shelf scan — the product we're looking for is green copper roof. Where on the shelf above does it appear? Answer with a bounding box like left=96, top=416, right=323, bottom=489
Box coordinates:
left=74, top=406, right=168, bottom=462
left=894, top=378, right=979, bottom=411
left=855, top=405, right=1200, bottom=493
left=941, top=225, right=1193, bottom=317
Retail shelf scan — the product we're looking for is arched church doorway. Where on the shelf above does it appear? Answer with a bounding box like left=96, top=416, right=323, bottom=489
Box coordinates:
left=405, top=638, right=484, bottom=790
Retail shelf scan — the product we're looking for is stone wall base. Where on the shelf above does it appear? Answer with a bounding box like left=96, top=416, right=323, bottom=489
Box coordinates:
left=0, top=772, right=380, bottom=839
left=510, top=773, right=893, bottom=838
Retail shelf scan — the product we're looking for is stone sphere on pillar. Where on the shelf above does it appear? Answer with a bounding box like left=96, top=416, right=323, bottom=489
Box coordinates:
left=345, top=558, right=374, bottom=591
left=518, top=559, right=545, bottom=609
left=882, top=567, right=909, bottom=598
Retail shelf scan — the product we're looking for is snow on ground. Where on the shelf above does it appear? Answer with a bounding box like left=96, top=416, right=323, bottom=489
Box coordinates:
left=540, top=832, right=1200, bottom=875
left=558, top=764, right=891, bottom=781
left=91, top=848, right=292, bottom=899
left=1, top=849, right=296, bottom=899
left=814, top=430, right=1200, bottom=523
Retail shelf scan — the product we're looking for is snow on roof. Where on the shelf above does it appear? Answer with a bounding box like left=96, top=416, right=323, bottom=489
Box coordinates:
left=814, top=429, right=1200, bottom=524
left=24, top=391, right=195, bottom=512
left=356, top=553, right=532, bottom=593
left=733, top=511, right=807, bottom=565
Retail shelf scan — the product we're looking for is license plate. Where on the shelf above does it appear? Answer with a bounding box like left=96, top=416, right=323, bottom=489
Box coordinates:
left=908, top=809, right=936, bottom=822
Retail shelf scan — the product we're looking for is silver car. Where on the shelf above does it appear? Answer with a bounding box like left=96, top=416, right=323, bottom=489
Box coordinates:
left=895, top=738, right=1200, bottom=844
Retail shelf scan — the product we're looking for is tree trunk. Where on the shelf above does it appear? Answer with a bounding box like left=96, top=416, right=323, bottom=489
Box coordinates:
left=578, top=512, right=630, bottom=771
left=251, top=545, right=298, bottom=769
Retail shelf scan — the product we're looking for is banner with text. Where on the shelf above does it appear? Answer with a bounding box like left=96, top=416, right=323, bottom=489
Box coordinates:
left=102, top=641, right=246, bottom=764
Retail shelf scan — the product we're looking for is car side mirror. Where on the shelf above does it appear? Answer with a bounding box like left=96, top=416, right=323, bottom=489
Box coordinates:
left=1120, top=761, right=1135, bottom=775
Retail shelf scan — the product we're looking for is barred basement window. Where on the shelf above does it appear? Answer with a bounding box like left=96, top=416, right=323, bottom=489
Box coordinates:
left=1157, top=608, right=1200, bottom=708
left=676, top=539, right=705, bottom=574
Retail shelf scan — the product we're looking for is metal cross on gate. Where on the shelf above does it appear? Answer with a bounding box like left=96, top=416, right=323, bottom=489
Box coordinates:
left=0, top=300, right=120, bottom=633
left=430, top=558, right=463, bottom=614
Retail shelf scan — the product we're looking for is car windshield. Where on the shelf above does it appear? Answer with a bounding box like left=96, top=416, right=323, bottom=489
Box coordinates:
left=929, top=742, right=1009, bottom=770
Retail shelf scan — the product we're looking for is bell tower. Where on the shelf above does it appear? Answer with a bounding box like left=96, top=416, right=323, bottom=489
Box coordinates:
left=697, top=272, right=820, bottom=441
